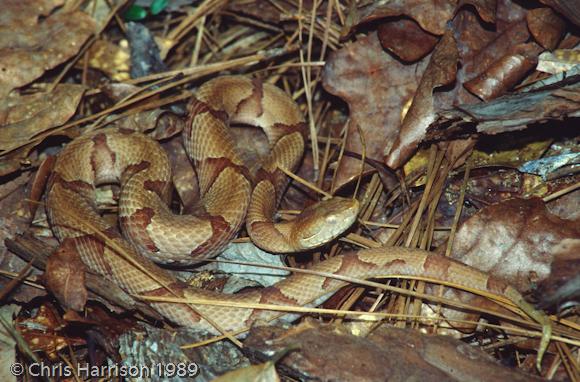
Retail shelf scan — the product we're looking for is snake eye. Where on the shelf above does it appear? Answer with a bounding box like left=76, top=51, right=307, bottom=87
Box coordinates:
left=325, top=214, right=337, bottom=224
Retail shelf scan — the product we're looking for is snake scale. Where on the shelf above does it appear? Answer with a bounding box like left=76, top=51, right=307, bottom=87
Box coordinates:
left=46, top=76, right=550, bottom=367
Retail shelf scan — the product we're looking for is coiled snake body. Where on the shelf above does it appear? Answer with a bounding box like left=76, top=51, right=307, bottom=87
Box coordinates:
left=46, top=76, right=550, bottom=366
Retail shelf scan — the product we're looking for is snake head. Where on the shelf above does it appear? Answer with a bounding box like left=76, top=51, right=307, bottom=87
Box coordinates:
left=293, top=197, right=360, bottom=250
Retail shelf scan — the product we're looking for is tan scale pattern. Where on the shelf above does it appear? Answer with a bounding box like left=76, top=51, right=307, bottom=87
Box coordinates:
left=46, top=76, right=550, bottom=366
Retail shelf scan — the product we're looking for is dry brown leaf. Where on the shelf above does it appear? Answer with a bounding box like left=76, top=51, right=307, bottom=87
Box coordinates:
left=430, top=195, right=579, bottom=339
left=495, top=0, right=528, bottom=28
left=536, top=238, right=580, bottom=310
left=0, top=84, right=86, bottom=154
left=540, top=0, right=580, bottom=27
left=0, top=171, right=47, bottom=303
left=64, top=304, right=137, bottom=357
left=245, top=322, right=542, bottom=382
left=527, top=7, right=566, bottom=50
left=453, top=2, right=540, bottom=102
left=0, top=151, right=32, bottom=177
left=448, top=168, right=544, bottom=211
left=99, top=83, right=184, bottom=139
left=352, top=0, right=457, bottom=36
left=322, top=32, right=423, bottom=186
left=454, top=5, right=562, bottom=101
left=351, top=0, right=502, bottom=37
left=463, top=43, right=541, bottom=101
left=397, top=4, right=536, bottom=170
left=0, top=0, right=95, bottom=96
left=451, top=197, right=580, bottom=292
left=546, top=188, right=580, bottom=221
left=321, top=1, right=550, bottom=174
left=425, top=167, right=553, bottom=248
left=458, top=0, right=497, bottom=23
left=46, top=239, right=88, bottom=312
left=385, top=29, right=458, bottom=169
left=28, top=156, right=56, bottom=219
left=459, top=19, right=532, bottom=89
left=451, top=9, right=497, bottom=65
left=377, top=18, right=439, bottom=62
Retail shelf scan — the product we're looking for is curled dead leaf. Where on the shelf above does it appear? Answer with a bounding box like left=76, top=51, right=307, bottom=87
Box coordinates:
left=385, top=29, right=458, bottom=169
left=46, top=239, right=88, bottom=312
left=463, top=43, right=541, bottom=101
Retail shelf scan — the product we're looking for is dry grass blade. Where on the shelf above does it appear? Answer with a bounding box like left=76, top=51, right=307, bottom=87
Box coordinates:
left=0, top=314, right=40, bottom=364
left=543, top=181, right=580, bottom=203
left=444, top=162, right=471, bottom=257
left=0, top=261, right=33, bottom=301
left=141, top=293, right=579, bottom=348
left=49, top=0, right=132, bottom=92
left=0, top=269, right=44, bottom=292
left=0, top=47, right=295, bottom=158
left=48, top=200, right=243, bottom=347
left=278, top=165, right=333, bottom=198
left=185, top=258, right=576, bottom=343
left=2, top=0, right=577, bottom=376
left=162, top=0, right=227, bottom=57
left=555, top=342, right=580, bottom=381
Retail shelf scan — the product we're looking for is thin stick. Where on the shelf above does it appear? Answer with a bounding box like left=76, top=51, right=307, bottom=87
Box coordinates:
left=278, top=166, right=332, bottom=198
left=190, top=16, right=206, bottom=67
left=359, top=220, right=451, bottom=230
left=543, top=181, right=580, bottom=203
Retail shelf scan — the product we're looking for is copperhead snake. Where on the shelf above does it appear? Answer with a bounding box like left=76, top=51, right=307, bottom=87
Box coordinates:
left=46, top=76, right=551, bottom=368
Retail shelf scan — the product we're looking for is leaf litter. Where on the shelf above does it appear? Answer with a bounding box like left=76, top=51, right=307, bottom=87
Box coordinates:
left=0, top=0, right=579, bottom=380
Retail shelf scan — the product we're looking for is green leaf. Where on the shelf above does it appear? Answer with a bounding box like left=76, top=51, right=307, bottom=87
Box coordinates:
left=150, top=0, right=168, bottom=15
left=123, top=5, right=148, bottom=21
